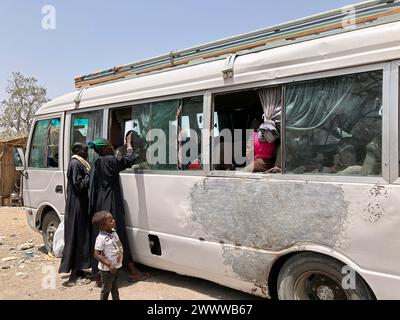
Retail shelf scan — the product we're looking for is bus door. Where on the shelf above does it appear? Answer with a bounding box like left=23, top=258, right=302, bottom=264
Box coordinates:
left=23, top=115, right=65, bottom=214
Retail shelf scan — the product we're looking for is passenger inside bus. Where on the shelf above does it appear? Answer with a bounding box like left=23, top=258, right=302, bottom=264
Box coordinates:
left=287, top=116, right=382, bottom=176
left=109, top=112, right=149, bottom=169
left=285, top=70, right=382, bottom=176
left=213, top=88, right=281, bottom=173
left=244, top=118, right=276, bottom=172
left=321, top=142, right=357, bottom=174
left=335, top=118, right=382, bottom=175
left=116, top=130, right=149, bottom=169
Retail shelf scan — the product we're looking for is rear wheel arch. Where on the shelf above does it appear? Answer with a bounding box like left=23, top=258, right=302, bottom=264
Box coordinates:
left=268, top=251, right=376, bottom=300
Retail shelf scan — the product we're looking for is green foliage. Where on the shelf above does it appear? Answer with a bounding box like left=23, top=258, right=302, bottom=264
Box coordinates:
left=0, top=72, right=48, bottom=139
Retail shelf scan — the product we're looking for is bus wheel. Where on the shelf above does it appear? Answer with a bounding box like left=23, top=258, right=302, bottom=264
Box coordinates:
left=277, top=253, right=374, bottom=300
left=41, top=211, right=60, bottom=254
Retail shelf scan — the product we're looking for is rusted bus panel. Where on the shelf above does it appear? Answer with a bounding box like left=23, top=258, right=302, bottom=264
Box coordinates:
left=189, top=178, right=349, bottom=251
left=121, top=174, right=400, bottom=297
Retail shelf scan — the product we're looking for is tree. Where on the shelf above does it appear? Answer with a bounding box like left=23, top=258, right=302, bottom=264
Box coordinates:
left=0, top=72, right=48, bottom=139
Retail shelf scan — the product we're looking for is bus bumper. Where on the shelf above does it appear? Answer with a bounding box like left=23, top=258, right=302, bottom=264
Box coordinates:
left=25, top=207, right=39, bottom=233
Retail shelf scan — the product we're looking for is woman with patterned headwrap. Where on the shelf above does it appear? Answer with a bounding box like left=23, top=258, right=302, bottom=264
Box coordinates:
left=88, top=133, right=151, bottom=284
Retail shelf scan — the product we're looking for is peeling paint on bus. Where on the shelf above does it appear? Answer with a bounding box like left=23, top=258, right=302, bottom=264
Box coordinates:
left=221, top=246, right=273, bottom=297
left=189, top=177, right=351, bottom=283
left=189, top=178, right=350, bottom=251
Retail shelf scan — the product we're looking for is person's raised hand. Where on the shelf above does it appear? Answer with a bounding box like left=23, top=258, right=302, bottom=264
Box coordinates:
left=126, top=132, right=133, bottom=145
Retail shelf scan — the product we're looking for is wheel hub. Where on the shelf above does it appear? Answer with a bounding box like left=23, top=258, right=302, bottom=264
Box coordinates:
left=316, top=285, right=335, bottom=300
left=47, top=223, right=57, bottom=246
left=294, top=271, right=349, bottom=300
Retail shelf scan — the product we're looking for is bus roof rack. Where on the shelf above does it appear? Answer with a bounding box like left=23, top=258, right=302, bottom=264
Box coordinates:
left=74, top=0, right=400, bottom=89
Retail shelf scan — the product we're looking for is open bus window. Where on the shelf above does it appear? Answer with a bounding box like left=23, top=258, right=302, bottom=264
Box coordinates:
left=110, top=102, right=175, bottom=171
left=28, top=118, right=60, bottom=168
left=284, top=70, right=383, bottom=176
left=110, top=105, right=151, bottom=170
left=71, top=111, right=103, bottom=163
left=110, top=100, right=178, bottom=170
left=213, top=89, right=281, bottom=173
left=110, top=96, right=204, bottom=171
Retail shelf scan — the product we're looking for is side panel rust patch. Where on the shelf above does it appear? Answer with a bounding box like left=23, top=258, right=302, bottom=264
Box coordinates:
left=189, top=177, right=352, bottom=286
left=189, top=178, right=350, bottom=251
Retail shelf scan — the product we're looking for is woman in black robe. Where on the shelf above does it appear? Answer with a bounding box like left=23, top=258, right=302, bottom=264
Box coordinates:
left=88, top=134, right=151, bottom=282
left=59, top=143, right=91, bottom=282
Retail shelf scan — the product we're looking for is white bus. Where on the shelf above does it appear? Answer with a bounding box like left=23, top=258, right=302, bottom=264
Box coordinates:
left=13, top=0, right=400, bottom=300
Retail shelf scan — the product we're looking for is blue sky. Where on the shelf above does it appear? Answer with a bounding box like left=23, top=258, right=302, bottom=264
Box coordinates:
left=0, top=0, right=357, bottom=101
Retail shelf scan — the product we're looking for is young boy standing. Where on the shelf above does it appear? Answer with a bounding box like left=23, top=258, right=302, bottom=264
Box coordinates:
left=92, top=211, right=123, bottom=300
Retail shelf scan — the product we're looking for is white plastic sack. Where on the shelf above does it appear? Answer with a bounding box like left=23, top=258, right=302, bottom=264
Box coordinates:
left=52, top=220, right=64, bottom=258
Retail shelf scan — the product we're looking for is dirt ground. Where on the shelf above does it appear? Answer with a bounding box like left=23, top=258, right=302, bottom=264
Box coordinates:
left=0, top=207, right=259, bottom=300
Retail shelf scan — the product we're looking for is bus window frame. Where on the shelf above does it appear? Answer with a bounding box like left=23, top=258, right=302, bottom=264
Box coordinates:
left=207, top=62, right=390, bottom=185
left=389, top=61, right=400, bottom=184
left=57, top=62, right=395, bottom=183
left=26, top=113, right=64, bottom=171
left=105, top=90, right=209, bottom=176
left=65, top=106, right=107, bottom=170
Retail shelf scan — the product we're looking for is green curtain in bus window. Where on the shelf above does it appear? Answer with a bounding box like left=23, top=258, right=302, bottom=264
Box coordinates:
left=29, top=119, right=50, bottom=168
left=148, top=100, right=178, bottom=170
left=284, top=70, right=382, bottom=176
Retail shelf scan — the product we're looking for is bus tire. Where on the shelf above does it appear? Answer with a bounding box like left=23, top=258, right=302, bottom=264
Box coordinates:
left=41, top=211, right=60, bottom=254
left=277, top=253, right=374, bottom=300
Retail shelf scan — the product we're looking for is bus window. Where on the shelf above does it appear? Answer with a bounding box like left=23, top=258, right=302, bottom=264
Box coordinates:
left=71, top=111, right=103, bottom=163
left=29, top=118, right=60, bottom=168
left=213, top=89, right=279, bottom=172
left=179, top=96, right=203, bottom=171
left=284, top=70, right=383, bottom=176
left=110, top=101, right=178, bottom=170
left=149, top=99, right=179, bottom=170
left=110, top=96, right=203, bottom=171
left=110, top=105, right=151, bottom=170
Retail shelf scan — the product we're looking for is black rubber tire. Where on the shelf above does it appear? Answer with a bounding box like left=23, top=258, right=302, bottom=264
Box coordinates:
left=41, top=211, right=60, bottom=254
left=277, top=253, right=374, bottom=300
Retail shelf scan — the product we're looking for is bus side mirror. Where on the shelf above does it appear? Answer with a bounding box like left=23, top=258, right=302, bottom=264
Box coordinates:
left=12, top=147, right=26, bottom=172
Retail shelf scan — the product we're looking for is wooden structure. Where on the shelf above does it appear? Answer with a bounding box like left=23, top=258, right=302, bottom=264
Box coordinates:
left=0, top=136, right=26, bottom=206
